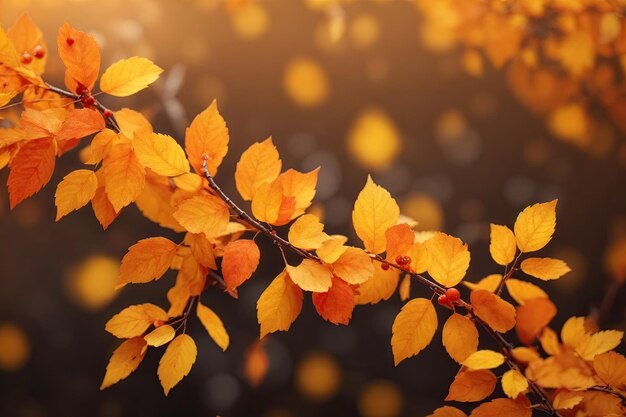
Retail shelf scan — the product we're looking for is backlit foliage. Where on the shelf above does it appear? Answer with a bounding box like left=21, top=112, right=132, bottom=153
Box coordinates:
left=417, top=0, right=626, bottom=155
left=1, top=14, right=624, bottom=416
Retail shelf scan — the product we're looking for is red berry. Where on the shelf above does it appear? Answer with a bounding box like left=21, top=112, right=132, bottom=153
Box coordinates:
left=66, top=36, right=75, bottom=46
left=33, top=45, right=45, bottom=59
left=153, top=320, right=164, bottom=327
left=381, top=263, right=390, bottom=271
left=2, top=81, right=8, bottom=88
left=81, top=94, right=95, bottom=107
left=446, top=287, right=460, bottom=302
left=396, top=255, right=407, bottom=265
left=21, top=51, right=32, bottom=64
left=404, top=255, right=412, bottom=265
left=103, top=109, right=113, bottom=118
left=437, top=294, right=450, bottom=307
left=75, top=84, right=88, bottom=95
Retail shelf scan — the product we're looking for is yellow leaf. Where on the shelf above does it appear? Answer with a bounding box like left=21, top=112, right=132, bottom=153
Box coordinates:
left=115, top=108, right=153, bottom=139
left=133, top=132, right=190, bottom=177
left=501, top=369, right=528, bottom=398
left=84, top=129, right=116, bottom=165
left=185, top=100, right=229, bottom=175
left=316, top=235, right=348, bottom=263
left=135, top=174, right=184, bottom=232
left=428, top=406, right=468, bottom=417
left=398, top=274, right=411, bottom=301
left=424, top=232, right=471, bottom=287
left=489, top=224, right=516, bottom=265
left=442, top=313, right=479, bottom=363
left=118, top=237, right=178, bottom=286
left=469, top=398, right=531, bottom=417
left=561, top=316, right=589, bottom=348
left=102, top=143, right=146, bottom=212
left=552, top=390, right=584, bottom=410
left=408, top=242, right=431, bottom=274
left=286, top=259, right=333, bottom=292
left=100, top=57, right=163, bottom=97
left=257, top=271, right=303, bottom=338
left=511, top=347, right=540, bottom=363
left=593, top=351, right=626, bottom=389
left=173, top=195, right=229, bottom=238
left=331, top=247, right=374, bottom=285
left=352, top=175, right=399, bottom=254
left=462, top=350, right=505, bottom=370
left=251, top=179, right=287, bottom=225
left=464, top=274, right=501, bottom=292
left=513, top=200, right=557, bottom=253
left=105, top=303, right=168, bottom=338
left=278, top=167, right=319, bottom=219
left=157, top=334, right=197, bottom=396
left=288, top=214, right=329, bottom=250
left=172, top=172, right=202, bottom=192
left=505, top=279, right=548, bottom=305
left=355, top=264, right=399, bottom=305
left=55, top=169, right=98, bottom=220
left=575, top=330, right=623, bottom=361
left=144, top=325, right=175, bottom=347
left=222, top=239, right=260, bottom=290
left=520, top=257, right=571, bottom=281
left=100, top=337, right=147, bottom=390
left=391, top=298, right=437, bottom=365
left=235, top=137, right=281, bottom=200
left=196, top=302, right=229, bottom=351
left=471, top=289, right=516, bottom=333
left=445, top=369, right=497, bottom=402
left=539, top=327, right=561, bottom=356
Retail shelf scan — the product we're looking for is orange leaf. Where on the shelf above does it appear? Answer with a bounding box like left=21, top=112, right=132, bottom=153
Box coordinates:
left=427, top=406, right=468, bottom=417
left=312, top=277, right=355, bottom=325
left=445, top=369, right=497, bottom=402
left=469, top=398, right=531, bottom=417
left=391, top=298, right=438, bottom=365
left=55, top=108, right=105, bottom=142
left=471, top=289, right=516, bottom=333
left=185, top=100, right=229, bottom=175
left=222, top=239, right=261, bottom=290
left=442, top=313, right=479, bottom=363
left=385, top=223, right=415, bottom=262
left=257, top=271, right=303, bottom=338
left=105, top=303, right=168, bottom=338
left=102, top=143, right=145, bottom=212
left=331, top=247, right=374, bottom=285
left=118, top=237, right=178, bottom=286
left=57, top=23, right=100, bottom=90
left=173, top=195, right=229, bottom=238
left=7, top=137, right=55, bottom=208
left=55, top=169, right=98, bottom=220
left=515, top=298, right=556, bottom=345
left=100, top=337, right=147, bottom=390
left=235, top=137, right=281, bottom=200
left=287, top=259, right=333, bottom=292
left=355, top=263, right=400, bottom=305
left=91, top=176, right=118, bottom=230
left=8, top=14, right=47, bottom=76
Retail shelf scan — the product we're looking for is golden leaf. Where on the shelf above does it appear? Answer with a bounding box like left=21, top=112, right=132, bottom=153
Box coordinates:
left=157, top=334, right=197, bottom=395
left=100, top=57, right=163, bottom=97
left=391, top=298, right=437, bottom=365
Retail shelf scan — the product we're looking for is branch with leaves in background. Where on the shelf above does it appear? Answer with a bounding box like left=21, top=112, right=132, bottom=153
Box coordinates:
left=1, top=14, right=625, bottom=417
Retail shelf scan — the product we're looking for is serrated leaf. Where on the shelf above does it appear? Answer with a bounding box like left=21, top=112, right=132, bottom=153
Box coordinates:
left=489, top=224, right=516, bottom=265
left=520, top=257, right=571, bottom=281
left=100, top=337, right=147, bottom=390
left=424, top=232, right=471, bottom=287
left=222, top=239, right=260, bottom=290
left=100, top=57, right=163, bottom=97
left=157, top=334, right=197, bottom=395
left=501, top=369, right=528, bottom=398
left=286, top=259, right=333, bottom=292
left=352, top=175, right=399, bottom=254
left=118, top=237, right=178, bottom=286
left=462, top=350, right=505, bottom=370
left=235, top=137, right=281, bottom=200
left=514, top=200, right=557, bottom=253
left=196, top=302, right=229, bottom=351
left=442, top=313, right=479, bottom=363
left=257, top=271, right=303, bottom=338
left=391, top=298, right=438, bottom=365
left=446, top=369, right=497, bottom=402
left=105, top=303, right=168, bottom=338
left=133, top=132, right=190, bottom=177
left=55, top=169, right=97, bottom=220
left=471, top=289, right=516, bottom=333
left=144, top=325, right=175, bottom=347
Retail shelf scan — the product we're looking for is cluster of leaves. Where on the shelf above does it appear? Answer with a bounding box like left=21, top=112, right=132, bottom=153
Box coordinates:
left=1, top=15, right=625, bottom=416
left=417, top=0, right=626, bottom=154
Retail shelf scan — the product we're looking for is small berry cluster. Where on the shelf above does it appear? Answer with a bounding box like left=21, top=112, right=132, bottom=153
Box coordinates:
left=20, top=44, right=45, bottom=65
left=395, top=255, right=411, bottom=267
left=437, top=288, right=460, bottom=308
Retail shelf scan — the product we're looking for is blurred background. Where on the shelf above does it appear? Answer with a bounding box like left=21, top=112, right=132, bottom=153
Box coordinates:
left=1, top=0, right=625, bottom=416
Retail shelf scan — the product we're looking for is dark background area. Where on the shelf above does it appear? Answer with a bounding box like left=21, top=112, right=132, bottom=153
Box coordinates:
left=0, top=1, right=624, bottom=416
